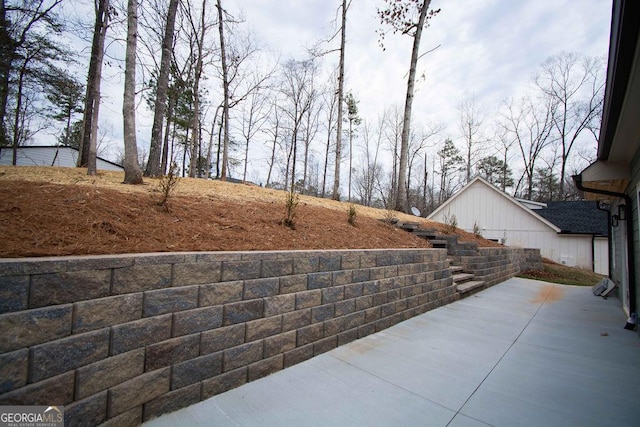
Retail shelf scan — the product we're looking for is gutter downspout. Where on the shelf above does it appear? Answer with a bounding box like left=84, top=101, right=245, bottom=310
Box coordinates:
left=596, top=201, right=613, bottom=278
left=573, top=174, right=636, bottom=328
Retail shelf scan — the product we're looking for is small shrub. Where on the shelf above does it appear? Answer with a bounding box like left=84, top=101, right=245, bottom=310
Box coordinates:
left=443, top=211, right=458, bottom=234
left=158, top=162, right=179, bottom=212
left=473, top=221, right=482, bottom=238
left=382, top=208, right=396, bottom=223
left=347, top=204, right=357, bottom=226
left=282, top=190, right=299, bottom=229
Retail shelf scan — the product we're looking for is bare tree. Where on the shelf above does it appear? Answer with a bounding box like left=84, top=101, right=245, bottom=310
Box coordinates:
left=534, top=52, right=605, bottom=198
left=458, top=94, right=485, bottom=183
left=78, top=0, right=109, bottom=175
left=377, top=0, right=440, bottom=212
left=332, top=0, right=348, bottom=201
left=280, top=59, right=316, bottom=192
left=501, top=95, right=556, bottom=199
left=145, top=0, right=179, bottom=177
left=122, top=0, right=143, bottom=184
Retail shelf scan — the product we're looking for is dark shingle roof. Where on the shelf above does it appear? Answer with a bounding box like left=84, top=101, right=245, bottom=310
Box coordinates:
left=536, top=201, right=609, bottom=236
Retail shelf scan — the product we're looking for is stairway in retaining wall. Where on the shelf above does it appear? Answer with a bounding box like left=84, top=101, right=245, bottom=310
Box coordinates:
left=392, top=221, right=487, bottom=296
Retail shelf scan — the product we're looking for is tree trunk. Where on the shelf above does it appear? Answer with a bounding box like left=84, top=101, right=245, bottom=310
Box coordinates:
left=332, top=0, right=347, bottom=201
left=122, top=0, right=143, bottom=184
left=79, top=0, right=109, bottom=174
left=396, top=0, right=430, bottom=212
left=145, top=0, right=179, bottom=177
left=0, top=0, right=12, bottom=147
left=217, top=0, right=231, bottom=180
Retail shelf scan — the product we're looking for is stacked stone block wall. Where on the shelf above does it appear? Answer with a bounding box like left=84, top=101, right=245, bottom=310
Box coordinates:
left=456, top=247, right=534, bottom=286
left=0, top=249, right=460, bottom=426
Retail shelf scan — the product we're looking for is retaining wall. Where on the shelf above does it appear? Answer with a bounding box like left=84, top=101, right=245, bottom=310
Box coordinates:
left=0, top=249, right=462, bottom=426
left=0, top=247, right=539, bottom=426
left=454, top=247, right=541, bottom=286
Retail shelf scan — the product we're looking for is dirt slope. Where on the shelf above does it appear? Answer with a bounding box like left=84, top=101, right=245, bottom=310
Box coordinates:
left=0, top=166, right=497, bottom=258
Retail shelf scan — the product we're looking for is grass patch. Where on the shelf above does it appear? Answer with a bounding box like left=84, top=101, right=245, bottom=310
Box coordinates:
left=518, top=260, right=605, bottom=287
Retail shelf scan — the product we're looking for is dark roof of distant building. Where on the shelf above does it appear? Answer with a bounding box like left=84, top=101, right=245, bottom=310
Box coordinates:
left=536, top=201, right=609, bottom=236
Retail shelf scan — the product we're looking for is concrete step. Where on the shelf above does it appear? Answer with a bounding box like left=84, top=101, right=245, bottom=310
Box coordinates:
left=398, top=222, right=420, bottom=231
left=456, top=280, right=486, bottom=294
left=449, top=265, right=464, bottom=274
left=452, top=273, right=475, bottom=283
left=429, top=240, right=447, bottom=248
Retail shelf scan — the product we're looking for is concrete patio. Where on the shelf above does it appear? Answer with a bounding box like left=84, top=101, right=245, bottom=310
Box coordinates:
left=144, top=277, right=640, bottom=427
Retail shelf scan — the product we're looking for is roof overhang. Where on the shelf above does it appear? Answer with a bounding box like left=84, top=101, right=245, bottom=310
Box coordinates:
left=576, top=160, right=630, bottom=200
left=576, top=0, right=640, bottom=200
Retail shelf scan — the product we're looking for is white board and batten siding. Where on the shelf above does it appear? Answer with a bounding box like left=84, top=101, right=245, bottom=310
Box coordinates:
left=428, top=177, right=607, bottom=273
left=0, top=146, right=123, bottom=172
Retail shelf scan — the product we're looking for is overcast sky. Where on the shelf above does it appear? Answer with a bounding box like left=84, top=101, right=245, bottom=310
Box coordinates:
left=237, top=0, right=611, bottom=136
left=61, top=0, right=613, bottom=183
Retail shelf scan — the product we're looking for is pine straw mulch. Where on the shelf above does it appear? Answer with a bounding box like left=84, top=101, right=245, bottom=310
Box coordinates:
left=0, top=166, right=500, bottom=258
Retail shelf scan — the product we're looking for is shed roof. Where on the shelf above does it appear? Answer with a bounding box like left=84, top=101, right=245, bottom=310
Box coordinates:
left=536, top=201, right=609, bottom=236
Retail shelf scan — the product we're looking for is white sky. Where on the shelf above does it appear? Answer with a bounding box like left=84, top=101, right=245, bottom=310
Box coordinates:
left=54, top=0, right=613, bottom=185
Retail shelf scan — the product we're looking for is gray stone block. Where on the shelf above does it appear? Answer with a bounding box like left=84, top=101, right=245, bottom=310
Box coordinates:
left=344, top=282, right=363, bottom=299
left=223, top=341, right=263, bottom=371
left=202, top=367, right=247, bottom=399
left=221, top=260, right=261, bottom=281
left=0, top=305, right=72, bottom=353
left=199, top=281, right=243, bottom=306
left=311, top=304, right=334, bottom=323
left=297, top=323, right=323, bottom=346
left=173, top=305, right=223, bottom=336
left=30, top=270, right=111, bottom=307
left=108, top=368, right=170, bottom=418
left=247, top=354, right=283, bottom=382
left=243, top=278, right=279, bottom=299
left=65, top=390, right=107, bottom=427
left=111, top=315, right=172, bottom=355
left=264, top=330, right=297, bottom=357
left=73, top=293, right=142, bottom=333
left=318, top=256, right=341, bottom=272
left=332, top=270, right=352, bottom=286
left=30, top=328, right=110, bottom=382
left=143, top=383, right=201, bottom=422
left=174, top=261, right=221, bottom=286
left=201, top=324, right=244, bottom=355
left=76, top=348, right=145, bottom=400
left=284, top=344, right=313, bottom=368
left=307, top=272, right=332, bottom=289
left=0, top=349, right=27, bottom=393
left=171, top=352, right=223, bottom=389
left=295, top=289, right=321, bottom=309
left=101, top=406, right=141, bottom=427
left=245, top=316, right=282, bottom=342
left=0, top=275, right=28, bottom=313
left=334, top=299, right=356, bottom=316
left=263, top=294, right=295, bottom=317
left=282, top=309, right=311, bottom=331
left=313, top=336, right=337, bottom=355
left=293, top=256, right=318, bottom=274
left=0, top=371, right=74, bottom=406
left=143, top=286, right=198, bottom=317
left=323, top=316, right=346, bottom=337
left=223, top=299, right=263, bottom=325
left=321, top=286, right=344, bottom=303
left=145, top=334, right=200, bottom=371
left=261, top=259, right=293, bottom=277
left=279, top=274, right=307, bottom=294
left=338, top=329, right=358, bottom=346
left=112, top=265, right=172, bottom=294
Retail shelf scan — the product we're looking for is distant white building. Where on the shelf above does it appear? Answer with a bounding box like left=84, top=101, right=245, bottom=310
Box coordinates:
left=428, top=177, right=609, bottom=274
left=0, top=146, right=123, bottom=171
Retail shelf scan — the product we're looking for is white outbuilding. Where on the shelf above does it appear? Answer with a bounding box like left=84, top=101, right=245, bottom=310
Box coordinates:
left=0, top=146, right=124, bottom=171
left=428, top=177, right=609, bottom=274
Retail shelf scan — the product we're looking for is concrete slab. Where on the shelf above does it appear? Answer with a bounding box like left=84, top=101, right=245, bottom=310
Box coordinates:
left=144, top=277, right=640, bottom=427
